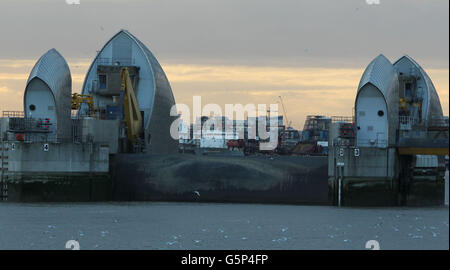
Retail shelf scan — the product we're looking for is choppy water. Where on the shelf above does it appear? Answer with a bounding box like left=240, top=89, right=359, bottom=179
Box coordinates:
left=0, top=202, right=448, bottom=250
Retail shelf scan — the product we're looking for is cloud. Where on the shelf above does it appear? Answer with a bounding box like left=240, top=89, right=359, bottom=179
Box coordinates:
left=0, top=59, right=36, bottom=68
left=165, top=64, right=449, bottom=128
left=165, top=64, right=362, bottom=89
left=0, top=73, right=29, bottom=81
left=0, top=0, right=448, bottom=70
left=0, top=58, right=448, bottom=129
left=0, top=85, right=23, bottom=112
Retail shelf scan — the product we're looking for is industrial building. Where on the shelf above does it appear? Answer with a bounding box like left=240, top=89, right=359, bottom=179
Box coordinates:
left=24, top=49, right=72, bottom=141
left=0, top=30, right=178, bottom=201
left=178, top=115, right=285, bottom=155
left=0, top=33, right=447, bottom=205
left=81, top=29, right=178, bottom=154
left=354, top=54, right=398, bottom=148
left=328, top=54, right=448, bottom=206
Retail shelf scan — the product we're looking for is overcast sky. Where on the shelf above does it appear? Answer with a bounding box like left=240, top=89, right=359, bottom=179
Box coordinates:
left=1, top=0, right=448, bottom=67
left=0, top=0, right=448, bottom=127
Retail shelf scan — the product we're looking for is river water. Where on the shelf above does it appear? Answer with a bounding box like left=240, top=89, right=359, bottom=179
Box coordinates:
left=0, top=202, right=448, bottom=250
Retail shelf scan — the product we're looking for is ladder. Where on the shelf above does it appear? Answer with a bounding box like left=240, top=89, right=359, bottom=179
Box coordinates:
left=0, top=140, right=8, bottom=201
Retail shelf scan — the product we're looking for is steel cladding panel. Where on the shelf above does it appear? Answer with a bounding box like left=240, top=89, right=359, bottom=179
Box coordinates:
left=24, top=78, right=57, bottom=133
left=112, top=34, right=132, bottom=64
left=356, top=54, right=399, bottom=147
left=356, top=84, right=388, bottom=148
left=393, top=55, right=444, bottom=121
left=25, top=49, right=72, bottom=140
left=82, top=30, right=178, bottom=154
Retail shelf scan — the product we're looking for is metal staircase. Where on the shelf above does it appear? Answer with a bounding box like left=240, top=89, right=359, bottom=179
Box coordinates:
left=0, top=140, right=8, bottom=201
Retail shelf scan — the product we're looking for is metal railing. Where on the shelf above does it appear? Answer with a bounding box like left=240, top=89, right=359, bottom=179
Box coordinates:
left=399, top=115, right=449, bottom=130
left=399, top=116, right=418, bottom=125
left=4, top=117, right=84, bottom=144
left=2, top=111, right=24, bottom=118
left=356, top=138, right=388, bottom=147
left=8, top=118, right=47, bottom=132
left=399, top=116, right=418, bottom=131
left=428, top=116, right=449, bottom=128
left=331, top=116, right=354, bottom=123
left=71, top=110, right=91, bottom=119
left=333, top=137, right=355, bottom=147
left=18, top=132, right=57, bottom=143
left=71, top=119, right=82, bottom=143
left=97, top=57, right=135, bottom=66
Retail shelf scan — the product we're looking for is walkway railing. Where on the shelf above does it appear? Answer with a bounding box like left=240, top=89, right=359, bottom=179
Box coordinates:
left=331, top=116, right=353, bottom=123
left=399, top=115, right=449, bottom=131
left=2, top=111, right=24, bottom=118
left=97, top=57, right=135, bottom=66
left=3, top=117, right=84, bottom=144
left=428, top=116, right=449, bottom=128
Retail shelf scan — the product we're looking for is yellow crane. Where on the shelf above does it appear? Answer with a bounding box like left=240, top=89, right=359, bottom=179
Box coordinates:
left=71, top=93, right=94, bottom=116
left=120, top=67, right=143, bottom=145
left=72, top=68, right=143, bottom=149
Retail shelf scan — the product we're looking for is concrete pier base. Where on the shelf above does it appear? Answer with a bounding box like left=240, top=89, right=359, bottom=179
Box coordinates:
left=329, top=177, right=398, bottom=206
left=406, top=177, right=446, bottom=206
left=328, top=175, right=446, bottom=207
left=5, top=173, right=110, bottom=202
left=110, top=154, right=329, bottom=204
left=3, top=154, right=329, bottom=204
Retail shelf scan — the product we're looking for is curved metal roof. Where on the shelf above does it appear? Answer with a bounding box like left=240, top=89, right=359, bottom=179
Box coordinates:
left=82, top=30, right=175, bottom=111
left=393, top=55, right=443, bottom=120
left=356, top=54, right=399, bottom=146
left=26, top=48, right=72, bottom=100
left=82, top=30, right=178, bottom=153
left=357, top=54, right=397, bottom=98
left=24, top=48, right=72, bottom=140
left=131, top=32, right=176, bottom=107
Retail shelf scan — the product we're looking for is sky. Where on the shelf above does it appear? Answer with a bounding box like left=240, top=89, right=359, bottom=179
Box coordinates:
left=0, top=0, right=448, bottom=129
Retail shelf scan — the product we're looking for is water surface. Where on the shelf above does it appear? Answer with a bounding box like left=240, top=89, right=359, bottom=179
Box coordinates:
left=0, top=202, right=448, bottom=250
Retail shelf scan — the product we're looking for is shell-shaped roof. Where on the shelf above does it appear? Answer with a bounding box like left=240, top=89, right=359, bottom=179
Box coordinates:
left=26, top=48, right=72, bottom=98
left=82, top=30, right=175, bottom=121
left=82, top=30, right=178, bottom=153
left=356, top=54, right=399, bottom=146
left=24, top=48, right=72, bottom=140
left=357, top=54, right=397, bottom=98
left=393, top=55, right=443, bottom=119
left=131, top=32, right=176, bottom=105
